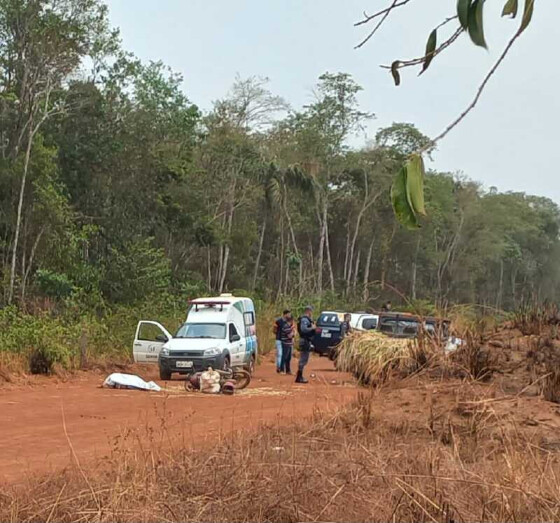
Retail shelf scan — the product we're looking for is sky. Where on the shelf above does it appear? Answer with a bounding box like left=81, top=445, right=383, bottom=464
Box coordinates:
left=106, top=0, right=560, bottom=204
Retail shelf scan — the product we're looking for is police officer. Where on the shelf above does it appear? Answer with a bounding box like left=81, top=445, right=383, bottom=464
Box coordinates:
left=296, top=305, right=315, bottom=384
left=340, top=313, right=352, bottom=338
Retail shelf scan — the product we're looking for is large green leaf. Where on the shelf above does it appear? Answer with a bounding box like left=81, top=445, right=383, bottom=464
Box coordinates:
left=502, top=0, right=518, bottom=18
left=420, top=29, right=437, bottom=75
left=468, top=0, right=487, bottom=49
left=391, top=166, right=420, bottom=229
left=405, top=155, right=426, bottom=216
left=457, top=0, right=471, bottom=29
left=519, top=0, right=534, bottom=34
left=391, top=60, right=401, bottom=86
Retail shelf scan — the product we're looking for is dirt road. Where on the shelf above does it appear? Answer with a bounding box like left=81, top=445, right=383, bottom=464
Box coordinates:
left=0, top=356, right=357, bottom=484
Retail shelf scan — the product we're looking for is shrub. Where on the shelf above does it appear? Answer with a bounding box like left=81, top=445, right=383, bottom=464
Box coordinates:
left=101, top=238, right=171, bottom=304
left=0, top=306, right=79, bottom=373
left=35, top=269, right=75, bottom=299
left=513, top=301, right=560, bottom=336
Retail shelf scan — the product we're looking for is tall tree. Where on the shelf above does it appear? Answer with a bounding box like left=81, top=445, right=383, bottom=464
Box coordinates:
left=0, top=0, right=114, bottom=303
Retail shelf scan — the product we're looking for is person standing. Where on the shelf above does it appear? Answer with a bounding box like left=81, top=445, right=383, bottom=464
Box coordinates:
left=340, top=313, right=352, bottom=338
left=274, top=310, right=290, bottom=373
left=296, top=305, right=315, bottom=384
left=280, top=312, right=295, bottom=374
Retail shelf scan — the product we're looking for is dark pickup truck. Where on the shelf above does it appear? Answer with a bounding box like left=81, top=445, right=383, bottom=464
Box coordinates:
left=377, top=312, right=449, bottom=339
left=313, top=311, right=346, bottom=359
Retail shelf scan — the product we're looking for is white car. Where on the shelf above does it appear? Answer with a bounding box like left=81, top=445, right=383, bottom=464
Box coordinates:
left=133, top=294, right=258, bottom=380
left=349, top=313, right=379, bottom=332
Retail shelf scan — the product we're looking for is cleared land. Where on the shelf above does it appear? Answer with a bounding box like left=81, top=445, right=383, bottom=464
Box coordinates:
left=2, top=321, right=560, bottom=522
left=0, top=355, right=356, bottom=484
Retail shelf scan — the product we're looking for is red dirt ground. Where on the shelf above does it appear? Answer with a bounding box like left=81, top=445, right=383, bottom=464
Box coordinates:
left=0, top=355, right=358, bottom=484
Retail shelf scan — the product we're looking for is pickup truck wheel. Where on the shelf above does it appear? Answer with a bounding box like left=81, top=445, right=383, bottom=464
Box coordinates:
left=159, top=367, right=172, bottom=380
left=222, top=356, right=231, bottom=371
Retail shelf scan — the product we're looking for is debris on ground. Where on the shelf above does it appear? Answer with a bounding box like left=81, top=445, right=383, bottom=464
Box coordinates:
left=236, top=387, right=291, bottom=397
left=222, top=380, right=235, bottom=395
left=102, top=373, right=161, bottom=392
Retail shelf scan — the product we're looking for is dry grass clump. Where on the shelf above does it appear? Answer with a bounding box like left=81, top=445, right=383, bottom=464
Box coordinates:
left=526, top=331, right=560, bottom=403
left=513, top=302, right=560, bottom=337
left=449, top=329, right=496, bottom=381
left=2, top=390, right=560, bottom=523
left=542, top=364, right=560, bottom=403
left=335, top=331, right=430, bottom=385
left=337, top=327, right=501, bottom=387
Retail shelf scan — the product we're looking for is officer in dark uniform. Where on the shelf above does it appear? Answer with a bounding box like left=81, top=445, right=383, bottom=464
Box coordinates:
left=340, top=313, right=352, bottom=338
left=296, top=305, right=315, bottom=384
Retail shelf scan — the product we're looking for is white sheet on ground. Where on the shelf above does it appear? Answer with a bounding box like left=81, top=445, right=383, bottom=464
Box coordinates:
left=103, top=373, right=161, bottom=392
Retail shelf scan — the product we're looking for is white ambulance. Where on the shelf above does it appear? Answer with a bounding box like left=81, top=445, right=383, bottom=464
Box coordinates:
left=133, top=294, right=258, bottom=380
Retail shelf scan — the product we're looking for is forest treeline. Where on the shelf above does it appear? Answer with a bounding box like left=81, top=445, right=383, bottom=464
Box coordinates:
left=1, top=0, right=559, bottom=314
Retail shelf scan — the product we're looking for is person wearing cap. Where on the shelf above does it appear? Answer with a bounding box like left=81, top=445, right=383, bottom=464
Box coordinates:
left=296, top=305, right=315, bottom=383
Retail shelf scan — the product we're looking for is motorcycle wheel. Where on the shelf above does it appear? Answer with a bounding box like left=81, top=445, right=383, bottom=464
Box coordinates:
left=232, top=369, right=251, bottom=390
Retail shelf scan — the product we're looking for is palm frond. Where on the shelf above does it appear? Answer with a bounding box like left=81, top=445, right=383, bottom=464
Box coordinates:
left=265, top=176, right=282, bottom=209
left=283, top=166, right=315, bottom=194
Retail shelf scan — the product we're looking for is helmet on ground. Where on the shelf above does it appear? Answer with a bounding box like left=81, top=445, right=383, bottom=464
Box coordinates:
left=222, top=380, right=235, bottom=395
left=189, top=375, right=200, bottom=390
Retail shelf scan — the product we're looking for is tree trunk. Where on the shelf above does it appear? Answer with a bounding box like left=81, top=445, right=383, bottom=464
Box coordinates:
left=352, top=249, right=361, bottom=292
left=21, top=226, right=45, bottom=304
left=346, top=203, right=368, bottom=292
left=496, top=259, right=504, bottom=310
left=218, top=178, right=237, bottom=293
left=217, top=241, right=224, bottom=291
left=323, top=204, right=335, bottom=293
left=346, top=176, right=379, bottom=293
left=308, top=239, right=315, bottom=294
left=511, top=266, right=518, bottom=309
left=219, top=243, right=230, bottom=294
left=380, top=224, right=396, bottom=291
left=284, top=251, right=290, bottom=296
left=276, top=217, right=285, bottom=301
left=316, top=203, right=325, bottom=294
left=252, top=220, right=266, bottom=291
left=282, top=192, right=303, bottom=295
left=8, top=123, right=34, bottom=304
left=206, top=247, right=212, bottom=291
left=343, top=222, right=351, bottom=282
left=363, top=236, right=375, bottom=302
left=411, top=236, right=421, bottom=301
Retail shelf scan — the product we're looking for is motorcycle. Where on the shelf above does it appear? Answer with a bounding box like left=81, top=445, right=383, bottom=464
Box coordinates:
left=183, top=366, right=251, bottom=392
